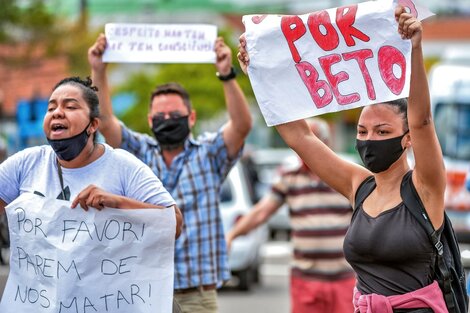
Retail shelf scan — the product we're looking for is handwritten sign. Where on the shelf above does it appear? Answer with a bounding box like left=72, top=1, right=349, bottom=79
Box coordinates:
left=0, top=193, right=176, bottom=313
left=103, top=23, right=217, bottom=63
left=244, top=0, right=414, bottom=126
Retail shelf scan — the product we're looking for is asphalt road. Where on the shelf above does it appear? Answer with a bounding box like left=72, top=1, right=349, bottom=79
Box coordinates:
left=219, top=241, right=291, bottom=313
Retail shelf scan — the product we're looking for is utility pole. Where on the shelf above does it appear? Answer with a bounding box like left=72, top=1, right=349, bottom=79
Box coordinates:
left=79, top=0, right=88, bottom=30
left=80, top=0, right=88, bottom=16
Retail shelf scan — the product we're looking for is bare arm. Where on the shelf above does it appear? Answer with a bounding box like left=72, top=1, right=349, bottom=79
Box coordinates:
left=226, top=196, right=281, bottom=250
left=174, top=205, right=183, bottom=239
left=0, top=199, right=5, bottom=215
left=88, top=34, right=123, bottom=148
left=275, top=120, right=370, bottom=202
left=396, top=7, right=445, bottom=227
left=237, top=35, right=370, bottom=202
left=71, top=185, right=183, bottom=238
left=71, top=184, right=168, bottom=210
left=215, top=37, right=252, bottom=158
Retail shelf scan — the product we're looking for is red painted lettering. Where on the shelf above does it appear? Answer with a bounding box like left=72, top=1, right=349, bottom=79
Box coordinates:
left=378, top=45, right=406, bottom=95
left=336, top=5, right=370, bottom=47
left=318, top=54, right=360, bottom=105
left=296, top=61, right=333, bottom=108
left=252, top=15, right=268, bottom=24
left=398, top=0, right=418, bottom=18
left=343, top=49, right=376, bottom=100
left=307, top=11, right=339, bottom=51
left=281, top=16, right=307, bottom=63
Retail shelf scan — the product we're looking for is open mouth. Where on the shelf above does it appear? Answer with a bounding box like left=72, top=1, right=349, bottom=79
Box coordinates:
left=50, top=123, right=68, bottom=136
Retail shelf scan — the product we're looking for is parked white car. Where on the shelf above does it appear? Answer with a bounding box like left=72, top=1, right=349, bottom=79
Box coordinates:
left=220, top=159, right=268, bottom=291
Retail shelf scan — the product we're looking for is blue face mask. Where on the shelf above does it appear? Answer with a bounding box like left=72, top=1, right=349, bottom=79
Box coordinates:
left=47, top=124, right=90, bottom=161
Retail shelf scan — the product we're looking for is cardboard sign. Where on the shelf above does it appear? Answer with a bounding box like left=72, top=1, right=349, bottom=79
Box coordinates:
left=0, top=193, right=176, bottom=313
left=244, top=0, right=415, bottom=126
left=103, top=23, right=217, bottom=63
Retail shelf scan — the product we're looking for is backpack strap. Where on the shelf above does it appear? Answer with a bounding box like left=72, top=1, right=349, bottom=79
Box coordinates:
left=400, top=171, right=443, bottom=253
left=352, top=175, right=376, bottom=220
left=400, top=171, right=454, bottom=310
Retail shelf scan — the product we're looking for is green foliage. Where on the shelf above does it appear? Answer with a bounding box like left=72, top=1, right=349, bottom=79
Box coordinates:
left=116, top=32, right=255, bottom=135
left=0, top=0, right=98, bottom=76
left=0, top=1, right=60, bottom=50
left=62, top=24, right=103, bottom=77
left=0, top=0, right=19, bottom=42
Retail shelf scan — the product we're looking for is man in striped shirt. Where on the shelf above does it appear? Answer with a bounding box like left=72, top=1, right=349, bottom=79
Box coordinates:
left=226, top=118, right=355, bottom=313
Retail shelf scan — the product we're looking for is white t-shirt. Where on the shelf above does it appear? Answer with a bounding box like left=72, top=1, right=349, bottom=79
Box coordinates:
left=0, top=144, right=175, bottom=207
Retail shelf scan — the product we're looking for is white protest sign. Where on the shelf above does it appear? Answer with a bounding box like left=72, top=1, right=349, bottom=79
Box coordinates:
left=244, top=0, right=412, bottom=126
left=0, top=193, right=176, bottom=313
left=103, top=23, right=218, bottom=63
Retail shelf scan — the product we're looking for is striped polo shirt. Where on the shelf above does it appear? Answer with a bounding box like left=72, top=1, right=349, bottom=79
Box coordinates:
left=270, top=165, right=354, bottom=281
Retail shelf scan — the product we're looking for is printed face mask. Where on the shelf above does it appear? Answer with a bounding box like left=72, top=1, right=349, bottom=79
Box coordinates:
left=47, top=123, right=91, bottom=161
left=152, top=115, right=190, bottom=150
left=355, top=132, right=408, bottom=173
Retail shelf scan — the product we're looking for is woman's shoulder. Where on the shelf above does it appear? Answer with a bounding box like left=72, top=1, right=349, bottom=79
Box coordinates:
left=9, top=145, right=54, bottom=162
left=0, top=145, right=55, bottom=177
left=102, top=143, right=146, bottom=166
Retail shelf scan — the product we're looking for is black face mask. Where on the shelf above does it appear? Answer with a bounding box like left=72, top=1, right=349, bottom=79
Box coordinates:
left=152, top=115, right=190, bottom=150
left=47, top=124, right=91, bottom=161
left=355, top=132, right=408, bottom=173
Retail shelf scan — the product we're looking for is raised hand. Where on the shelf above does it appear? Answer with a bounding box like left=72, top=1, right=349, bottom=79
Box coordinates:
left=88, top=33, right=107, bottom=73
left=214, top=37, right=233, bottom=76
left=395, top=5, right=422, bottom=48
left=237, top=33, right=249, bottom=74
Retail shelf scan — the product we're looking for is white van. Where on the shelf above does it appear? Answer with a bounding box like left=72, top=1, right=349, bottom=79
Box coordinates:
left=429, top=55, right=470, bottom=266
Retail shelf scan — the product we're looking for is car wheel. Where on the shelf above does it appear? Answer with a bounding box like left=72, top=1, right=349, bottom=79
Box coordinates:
left=269, top=229, right=277, bottom=240
left=237, top=269, right=252, bottom=291
left=252, top=265, right=261, bottom=284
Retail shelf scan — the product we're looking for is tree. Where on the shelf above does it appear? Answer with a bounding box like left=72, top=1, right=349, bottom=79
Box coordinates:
left=0, top=0, right=61, bottom=61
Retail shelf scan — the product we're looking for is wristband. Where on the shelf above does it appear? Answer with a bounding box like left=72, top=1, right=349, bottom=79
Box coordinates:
left=216, top=67, right=237, bottom=81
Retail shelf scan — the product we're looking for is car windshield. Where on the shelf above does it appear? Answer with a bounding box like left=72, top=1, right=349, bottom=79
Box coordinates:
left=435, top=102, right=470, bottom=160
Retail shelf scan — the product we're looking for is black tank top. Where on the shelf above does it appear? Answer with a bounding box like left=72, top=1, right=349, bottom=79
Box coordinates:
left=343, top=183, right=439, bottom=296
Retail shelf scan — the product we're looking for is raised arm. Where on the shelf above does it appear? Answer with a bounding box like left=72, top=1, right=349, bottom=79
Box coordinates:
left=216, top=37, right=252, bottom=158
left=237, top=35, right=369, bottom=202
left=226, top=196, right=281, bottom=250
left=396, top=7, right=446, bottom=226
left=275, top=120, right=370, bottom=202
left=88, top=34, right=123, bottom=148
left=0, top=199, right=5, bottom=215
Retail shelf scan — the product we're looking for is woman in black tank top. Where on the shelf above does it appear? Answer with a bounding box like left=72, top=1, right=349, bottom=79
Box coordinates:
left=236, top=4, right=449, bottom=313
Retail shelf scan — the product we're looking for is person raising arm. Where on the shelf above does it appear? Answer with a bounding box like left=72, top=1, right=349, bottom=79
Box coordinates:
left=88, top=35, right=251, bottom=160
left=237, top=5, right=447, bottom=312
